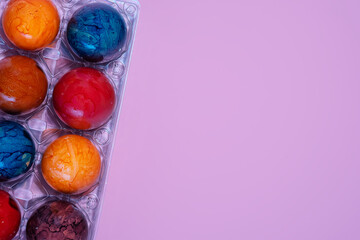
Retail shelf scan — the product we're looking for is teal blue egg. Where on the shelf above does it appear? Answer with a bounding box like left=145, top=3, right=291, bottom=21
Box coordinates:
left=0, top=121, right=35, bottom=181
left=66, top=3, right=127, bottom=62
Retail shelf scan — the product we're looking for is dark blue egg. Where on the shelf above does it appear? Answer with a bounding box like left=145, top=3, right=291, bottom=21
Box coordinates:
left=0, top=121, right=35, bottom=181
left=66, top=3, right=127, bottom=62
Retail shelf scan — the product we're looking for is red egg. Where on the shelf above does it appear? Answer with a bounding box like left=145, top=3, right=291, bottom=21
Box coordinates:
left=0, top=190, right=21, bottom=240
left=53, top=67, right=116, bottom=130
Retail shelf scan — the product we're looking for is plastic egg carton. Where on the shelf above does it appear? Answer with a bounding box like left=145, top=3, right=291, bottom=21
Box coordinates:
left=0, top=0, right=140, bottom=239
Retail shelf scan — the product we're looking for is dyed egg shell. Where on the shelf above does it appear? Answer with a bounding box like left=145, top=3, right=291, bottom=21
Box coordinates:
left=53, top=67, right=116, bottom=130
left=41, top=135, right=101, bottom=194
left=67, top=3, right=127, bottom=62
left=2, top=0, right=60, bottom=51
left=0, top=55, right=48, bottom=115
left=0, top=121, right=36, bottom=181
left=26, top=200, right=88, bottom=240
left=0, top=190, right=21, bottom=240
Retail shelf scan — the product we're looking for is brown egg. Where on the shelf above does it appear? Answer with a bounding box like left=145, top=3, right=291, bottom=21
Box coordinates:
left=0, top=55, right=48, bottom=114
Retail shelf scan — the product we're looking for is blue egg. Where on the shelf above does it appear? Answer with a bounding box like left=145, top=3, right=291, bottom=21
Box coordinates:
left=0, top=121, right=35, bottom=181
left=67, top=3, right=127, bottom=62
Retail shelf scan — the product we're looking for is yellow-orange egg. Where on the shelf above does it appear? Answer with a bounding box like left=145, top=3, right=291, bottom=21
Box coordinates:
left=2, top=0, right=60, bottom=51
left=41, top=135, right=101, bottom=194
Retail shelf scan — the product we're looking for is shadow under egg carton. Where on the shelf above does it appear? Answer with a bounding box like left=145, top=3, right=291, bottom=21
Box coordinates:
left=0, top=0, right=140, bottom=239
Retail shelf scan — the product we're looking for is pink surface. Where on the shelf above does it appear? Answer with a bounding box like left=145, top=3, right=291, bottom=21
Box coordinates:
left=97, top=0, right=360, bottom=239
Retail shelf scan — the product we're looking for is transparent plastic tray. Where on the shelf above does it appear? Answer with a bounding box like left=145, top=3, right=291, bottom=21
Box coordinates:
left=0, top=0, right=140, bottom=239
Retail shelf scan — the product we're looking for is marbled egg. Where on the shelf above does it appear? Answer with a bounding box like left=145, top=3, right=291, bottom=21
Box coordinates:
left=0, top=121, right=35, bottom=181
left=2, top=0, right=60, bottom=51
left=67, top=3, right=127, bottom=62
left=52, top=67, right=116, bottom=130
left=26, top=200, right=88, bottom=240
left=0, top=55, right=48, bottom=115
left=41, top=135, right=101, bottom=194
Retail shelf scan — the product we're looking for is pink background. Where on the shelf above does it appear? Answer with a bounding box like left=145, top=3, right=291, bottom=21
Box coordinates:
left=98, top=0, right=360, bottom=239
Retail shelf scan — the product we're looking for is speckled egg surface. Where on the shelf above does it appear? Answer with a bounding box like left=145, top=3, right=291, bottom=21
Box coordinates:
left=67, top=3, right=127, bottom=62
left=0, top=121, right=35, bottom=181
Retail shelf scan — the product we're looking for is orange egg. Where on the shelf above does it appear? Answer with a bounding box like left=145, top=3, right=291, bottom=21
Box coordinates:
left=2, top=0, right=60, bottom=51
left=41, top=135, right=101, bottom=194
left=0, top=55, right=48, bottom=114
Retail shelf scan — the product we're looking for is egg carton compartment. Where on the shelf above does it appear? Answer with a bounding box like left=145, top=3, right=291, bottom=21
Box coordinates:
left=0, top=0, right=140, bottom=239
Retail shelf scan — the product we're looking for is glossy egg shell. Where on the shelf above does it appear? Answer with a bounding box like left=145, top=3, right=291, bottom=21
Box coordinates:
left=0, top=190, right=21, bottom=240
left=0, top=121, right=36, bottom=181
left=67, top=3, right=127, bottom=62
left=52, top=67, right=116, bottom=130
left=2, top=0, right=60, bottom=51
left=0, top=55, right=48, bottom=115
left=41, top=135, right=101, bottom=194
